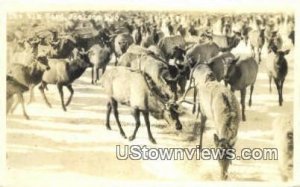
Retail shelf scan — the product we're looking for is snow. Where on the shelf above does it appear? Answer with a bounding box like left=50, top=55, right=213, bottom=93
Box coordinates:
left=5, top=39, right=294, bottom=186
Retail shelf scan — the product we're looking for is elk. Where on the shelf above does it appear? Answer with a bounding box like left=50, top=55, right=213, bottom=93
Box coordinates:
left=99, top=67, right=183, bottom=144
left=88, top=44, right=112, bottom=84
left=266, top=45, right=289, bottom=106
left=118, top=52, right=182, bottom=99
left=248, top=28, right=265, bottom=63
left=6, top=56, right=50, bottom=119
left=181, top=64, right=241, bottom=180
left=223, top=57, right=258, bottom=121
left=158, top=35, right=186, bottom=63
left=39, top=48, right=93, bottom=111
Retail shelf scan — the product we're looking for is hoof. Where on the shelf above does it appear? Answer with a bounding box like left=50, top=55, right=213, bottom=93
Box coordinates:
left=187, top=136, right=196, bottom=142
left=221, top=174, right=228, bottom=181
left=121, top=132, right=127, bottom=139
left=106, top=126, right=111, bottom=130
left=242, top=116, right=246, bottom=121
left=129, top=136, right=135, bottom=141
left=176, top=126, right=182, bottom=131
left=279, top=99, right=283, bottom=106
left=149, top=138, right=157, bottom=144
left=25, top=115, right=30, bottom=120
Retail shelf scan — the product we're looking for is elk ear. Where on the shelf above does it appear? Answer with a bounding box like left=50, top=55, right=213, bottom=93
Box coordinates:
left=214, top=134, right=219, bottom=146
left=283, top=49, right=290, bottom=56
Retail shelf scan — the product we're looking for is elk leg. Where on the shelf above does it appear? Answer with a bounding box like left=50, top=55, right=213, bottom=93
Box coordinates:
left=220, top=158, right=230, bottom=180
left=274, top=79, right=281, bottom=106
left=258, top=47, right=262, bottom=63
left=9, top=95, right=19, bottom=114
left=18, top=93, right=30, bottom=120
left=111, top=99, right=126, bottom=138
left=240, top=88, right=246, bottom=121
left=198, top=114, right=207, bottom=149
left=65, top=85, right=74, bottom=107
left=187, top=121, right=199, bottom=141
left=248, top=85, right=254, bottom=107
left=269, top=74, right=272, bottom=93
left=7, top=97, right=14, bottom=114
left=178, top=77, right=186, bottom=95
left=96, top=67, right=100, bottom=83
left=57, top=83, right=66, bottom=111
left=27, top=84, right=35, bottom=105
left=142, top=110, right=156, bottom=144
left=245, top=36, right=248, bottom=46
left=251, top=45, right=255, bottom=58
left=39, top=81, right=52, bottom=108
left=192, top=88, right=197, bottom=114
left=105, top=102, right=112, bottom=130
left=91, top=67, right=94, bottom=84
left=279, top=81, right=283, bottom=106
left=280, top=79, right=285, bottom=104
left=114, top=52, right=119, bottom=66
left=101, top=65, right=106, bottom=77
left=129, top=108, right=141, bottom=141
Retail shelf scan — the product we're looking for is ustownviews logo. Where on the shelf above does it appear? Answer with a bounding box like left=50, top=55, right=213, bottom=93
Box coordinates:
left=116, top=145, right=278, bottom=161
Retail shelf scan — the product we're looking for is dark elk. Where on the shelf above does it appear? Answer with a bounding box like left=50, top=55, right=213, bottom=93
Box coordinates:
left=39, top=48, right=93, bottom=111
left=6, top=56, right=50, bottom=119
left=132, top=25, right=142, bottom=45
left=38, top=33, right=77, bottom=59
left=158, top=35, right=186, bottom=63
left=288, top=30, right=294, bottom=46
left=141, top=24, right=160, bottom=48
left=113, top=33, right=134, bottom=58
left=223, top=57, right=258, bottom=121
left=206, top=52, right=236, bottom=83
left=88, top=43, right=112, bottom=84
left=185, top=42, right=220, bottom=66
left=266, top=40, right=289, bottom=106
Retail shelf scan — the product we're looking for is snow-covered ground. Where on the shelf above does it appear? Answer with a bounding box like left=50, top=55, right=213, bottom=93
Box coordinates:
left=6, top=40, right=294, bottom=186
